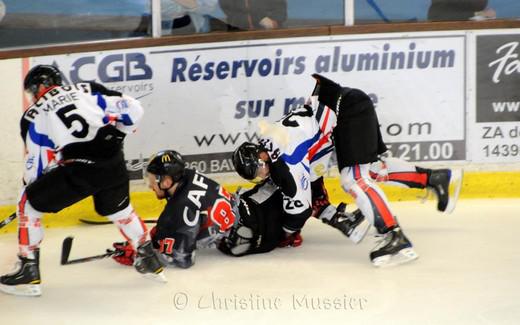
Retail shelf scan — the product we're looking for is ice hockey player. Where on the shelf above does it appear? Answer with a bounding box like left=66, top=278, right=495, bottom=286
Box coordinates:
left=232, top=141, right=369, bottom=248
left=232, top=74, right=462, bottom=267
left=217, top=181, right=286, bottom=256
left=110, top=150, right=365, bottom=262
left=0, top=65, right=164, bottom=297
left=111, top=150, right=236, bottom=268
left=310, top=74, right=462, bottom=266
left=218, top=178, right=367, bottom=257
left=231, top=90, right=371, bottom=249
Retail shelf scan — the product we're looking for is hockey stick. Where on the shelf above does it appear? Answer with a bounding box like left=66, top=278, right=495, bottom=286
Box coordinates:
left=0, top=212, right=16, bottom=229
left=79, top=218, right=157, bottom=225
left=61, top=236, right=122, bottom=265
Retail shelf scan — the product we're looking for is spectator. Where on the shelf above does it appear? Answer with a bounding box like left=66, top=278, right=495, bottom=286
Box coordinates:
left=161, top=0, right=218, bottom=34
left=428, top=0, right=494, bottom=21
left=0, top=1, right=5, bottom=24
left=219, top=0, right=287, bottom=31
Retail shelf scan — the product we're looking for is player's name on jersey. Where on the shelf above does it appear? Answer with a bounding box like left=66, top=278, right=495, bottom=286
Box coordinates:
left=33, top=84, right=90, bottom=112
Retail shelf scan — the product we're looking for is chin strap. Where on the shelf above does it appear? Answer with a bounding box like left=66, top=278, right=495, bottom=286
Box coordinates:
left=156, top=175, right=171, bottom=193
left=157, top=175, right=183, bottom=198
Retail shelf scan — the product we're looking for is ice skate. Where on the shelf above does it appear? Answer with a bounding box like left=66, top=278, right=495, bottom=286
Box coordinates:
left=426, top=168, right=464, bottom=213
left=370, top=227, right=418, bottom=267
left=0, top=250, right=42, bottom=297
left=322, top=203, right=370, bottom=244
left=134, top=241, right=167, bottom=283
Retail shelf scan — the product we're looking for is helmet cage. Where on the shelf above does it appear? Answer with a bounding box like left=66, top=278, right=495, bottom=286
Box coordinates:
left=232, top=142, right=264, bottom=181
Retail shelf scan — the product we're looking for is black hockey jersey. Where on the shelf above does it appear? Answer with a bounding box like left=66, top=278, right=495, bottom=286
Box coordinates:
left=152, top=168, right=235, bottom=268
left=218, top=181, right=286, bottom=257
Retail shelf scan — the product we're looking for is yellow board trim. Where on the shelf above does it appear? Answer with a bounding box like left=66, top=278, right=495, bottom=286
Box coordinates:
left=1, top=171, right=519, bottom=234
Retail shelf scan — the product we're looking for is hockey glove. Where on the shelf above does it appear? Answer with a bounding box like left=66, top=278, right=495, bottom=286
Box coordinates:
left=278, top=231, right=303, bottom=248
left=149, top=226, right=161, bottom=250
left=112, top=242, right=135, bottom=266
left=310, top=177, right=331, bottom=219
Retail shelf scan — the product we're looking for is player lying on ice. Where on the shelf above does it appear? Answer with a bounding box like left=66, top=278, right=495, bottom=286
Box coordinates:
left=230, top=74, right=463, bottom=267
left=112, top=150, right=237, bottom=269
left=217, top=175, right=368, bottom=257
left=111, top=150, right=369, bottom=268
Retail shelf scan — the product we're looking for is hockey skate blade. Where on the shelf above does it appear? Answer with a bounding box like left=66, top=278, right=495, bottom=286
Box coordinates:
left=349, top=220, right=370, bottom=244
left=371, top=248, right=419, bottom=268
left=142, top=270, right=167, bottom=283
left=444, top=169, right=464, bottom=214
left=0, top=283, right=42, bottom=297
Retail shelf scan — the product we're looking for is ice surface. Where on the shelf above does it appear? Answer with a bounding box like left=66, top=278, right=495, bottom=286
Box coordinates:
left=0, top=199, right=519, bottom=325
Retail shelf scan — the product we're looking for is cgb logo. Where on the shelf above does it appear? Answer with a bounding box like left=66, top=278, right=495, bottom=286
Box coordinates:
left=68, top=53, right=153, bottom=83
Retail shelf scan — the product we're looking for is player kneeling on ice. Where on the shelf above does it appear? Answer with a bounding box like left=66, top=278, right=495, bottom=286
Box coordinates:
left=0, top=65, right=164, bottom=297
left=112, top=150, right=236, bottom=269
left=231, top=150, right=369, bottom=249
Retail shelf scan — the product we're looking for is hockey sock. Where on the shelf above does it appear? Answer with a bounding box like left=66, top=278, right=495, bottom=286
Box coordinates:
left=370, top=157, right=428, bottom=189
left=18, top=192, right=44, bottom=259
left=107, top=204, right=148, bottom=247
left=341, top=165, right=397, bottom=233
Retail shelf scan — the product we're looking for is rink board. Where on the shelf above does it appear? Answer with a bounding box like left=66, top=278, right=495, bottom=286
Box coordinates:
left=1, top=29, right=520, bottom=230
left=1, top=170, right=519, bottom=234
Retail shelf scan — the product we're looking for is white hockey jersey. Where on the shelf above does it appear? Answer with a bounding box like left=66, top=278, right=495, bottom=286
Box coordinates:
left=256, top=96, right=337, bottom=228
left=259, top=95, right=337, bottom=181
left=21, top=83, right=144, bottom=185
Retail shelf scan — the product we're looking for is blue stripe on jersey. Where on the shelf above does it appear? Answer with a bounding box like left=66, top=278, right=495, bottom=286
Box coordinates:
left=120, top=114, right=133, bottom=126
left=29, top=123, right=55, bottom=148
left=37, top=155, right=44, bottom=177
left=95, top=92, right=107, bottom=111
left=280, top=132, right=321, bottom=165
left=28, top=123, right=55, bottom=177
left=310, top=145, right=334, bottom=163
left=301, top=162, right=310, bottom=173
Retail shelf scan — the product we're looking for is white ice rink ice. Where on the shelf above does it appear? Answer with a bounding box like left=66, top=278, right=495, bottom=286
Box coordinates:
left=0, top=199, right=519, bottom=325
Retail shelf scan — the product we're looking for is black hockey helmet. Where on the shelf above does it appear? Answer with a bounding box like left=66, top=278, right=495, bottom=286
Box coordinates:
left=311, top=73, right=351, bottom=113
left=146, top=150, right=186, bottom=183
left=232, top=142, right=263, bottom=181
left=24, top=65, right=63, bottom=97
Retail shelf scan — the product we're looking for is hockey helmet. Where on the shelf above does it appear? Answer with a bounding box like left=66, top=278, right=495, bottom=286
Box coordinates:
left=146, top=150, right=186, bottom=183
left=232, top=142, right=264, bottom=181
left=24, top=65, right=63, bottom=97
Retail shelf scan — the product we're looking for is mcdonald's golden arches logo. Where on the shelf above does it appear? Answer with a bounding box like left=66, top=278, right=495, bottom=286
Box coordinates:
left=161, top=154, right=171, bottom=163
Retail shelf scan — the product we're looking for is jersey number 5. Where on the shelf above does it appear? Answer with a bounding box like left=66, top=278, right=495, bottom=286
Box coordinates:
left=56, top=104, right=89, bottom=138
